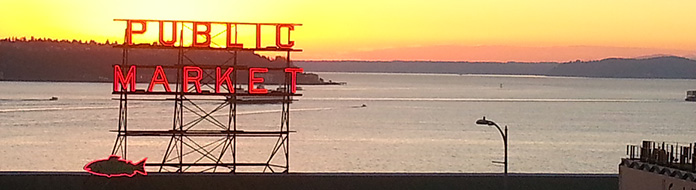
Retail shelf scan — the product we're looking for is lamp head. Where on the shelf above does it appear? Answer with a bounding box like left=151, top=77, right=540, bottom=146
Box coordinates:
left=475, top=116, right=494, bottom=126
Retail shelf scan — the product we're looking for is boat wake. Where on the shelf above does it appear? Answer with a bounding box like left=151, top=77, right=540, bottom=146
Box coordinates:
left=237, top=107, right=334, bottom=115
left=0, top=106, right=115, bottom=113
left=0, top=97, right=58, bottom=102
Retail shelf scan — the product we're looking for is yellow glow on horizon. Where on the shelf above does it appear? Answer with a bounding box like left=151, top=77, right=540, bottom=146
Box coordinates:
left=1, top=0, right=695, bottom=61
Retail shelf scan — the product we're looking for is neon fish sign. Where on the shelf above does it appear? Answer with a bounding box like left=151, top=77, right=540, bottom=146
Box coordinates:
left=84, top=155, right=147, bottom=178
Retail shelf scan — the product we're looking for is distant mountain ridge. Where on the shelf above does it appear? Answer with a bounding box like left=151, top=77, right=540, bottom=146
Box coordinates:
left=328, top=45, right=696, bottom=63
left=295, top=61, right=558, bottom=76
left=0, top=39, right=327, bottom=84
left=548, top=56, right=696, bottom=79
left=296, top=56, right=696, bottom=79
left=1, top=40, right=695, bottom=81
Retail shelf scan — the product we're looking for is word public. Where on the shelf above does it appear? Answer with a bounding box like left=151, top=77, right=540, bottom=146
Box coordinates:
left=113, top=65, right=304, bottom=94
left=115, top=19, right=300, bottom=49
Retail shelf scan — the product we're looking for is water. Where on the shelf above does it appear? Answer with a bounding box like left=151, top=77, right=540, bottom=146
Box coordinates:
left=0, top=73, right=694, bottom=173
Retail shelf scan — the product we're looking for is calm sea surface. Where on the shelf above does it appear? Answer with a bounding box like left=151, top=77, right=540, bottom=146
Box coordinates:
left=0, top=72, right=694, bottom=173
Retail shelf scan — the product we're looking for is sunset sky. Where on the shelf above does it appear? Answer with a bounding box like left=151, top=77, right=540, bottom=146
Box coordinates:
left=1, top=0, right=695, bottom=62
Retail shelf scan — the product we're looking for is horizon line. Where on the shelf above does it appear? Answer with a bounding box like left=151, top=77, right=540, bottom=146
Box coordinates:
left=3, top=36, right=694, bottom=63
left=293, top=55, right=694, bottom=63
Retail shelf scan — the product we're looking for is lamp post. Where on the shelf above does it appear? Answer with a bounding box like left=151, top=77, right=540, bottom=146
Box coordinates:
left=476, top=116, right=508, bottom=175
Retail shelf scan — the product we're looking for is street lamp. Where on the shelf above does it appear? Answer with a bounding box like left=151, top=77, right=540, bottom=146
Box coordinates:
left=476, top=116, right=508, bottom=175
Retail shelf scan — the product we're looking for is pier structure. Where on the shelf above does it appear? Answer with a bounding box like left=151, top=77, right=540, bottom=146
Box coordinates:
left=621, top=141, right=696, bottom=189
left=110, top=19, right=302, bottom=173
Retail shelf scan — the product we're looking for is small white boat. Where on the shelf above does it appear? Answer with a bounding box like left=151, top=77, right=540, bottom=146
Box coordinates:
left=687, top=90, right=696, bottom=102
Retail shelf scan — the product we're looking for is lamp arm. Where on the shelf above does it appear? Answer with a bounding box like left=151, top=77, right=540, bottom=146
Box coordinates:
left=493, top=123, right=506, bottom=141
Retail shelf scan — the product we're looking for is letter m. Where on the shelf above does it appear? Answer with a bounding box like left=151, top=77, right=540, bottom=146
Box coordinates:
left=114, top=65, right=136, bottom=92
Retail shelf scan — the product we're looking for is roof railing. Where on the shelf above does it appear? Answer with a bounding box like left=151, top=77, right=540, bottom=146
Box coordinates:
left=626, top=140, right=696, bottom=172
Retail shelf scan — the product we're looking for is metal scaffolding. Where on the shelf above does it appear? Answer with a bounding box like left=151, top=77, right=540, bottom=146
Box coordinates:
left=110, top=22, right=300, bottom=173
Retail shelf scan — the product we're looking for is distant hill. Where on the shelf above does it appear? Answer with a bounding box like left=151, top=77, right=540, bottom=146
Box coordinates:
left=1, top=39, right=695, bottom=81
left=295, top=61, right=557, bottom=75
left=296, top=56, right=696, bottom=79
left=0, top=39, right=327, bottom=84
left=547, top=56, right=696, bottom=79
left=330, top=45, right=695, bottom=63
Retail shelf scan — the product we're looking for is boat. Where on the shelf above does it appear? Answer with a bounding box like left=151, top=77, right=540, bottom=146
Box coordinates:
left=687, top=90, right=696, bottom=102
left=235, top=95, right=292, bottom=104
left=226, top=87, right=294, bottom=104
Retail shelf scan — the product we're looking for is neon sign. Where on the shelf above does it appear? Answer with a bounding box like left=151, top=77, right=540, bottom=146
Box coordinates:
left=113, top=19, right=304, bottom=95
left=113, top=66, right=304, bottom=94
left=84, top=155, right=147, bottom=178
left=115, top=19, right=300, bottom=49
left=101, top=19, right=302, bottom=174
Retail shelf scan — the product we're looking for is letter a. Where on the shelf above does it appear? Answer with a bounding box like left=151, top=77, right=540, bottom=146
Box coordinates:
left=148, top=66, right=171, bottom=92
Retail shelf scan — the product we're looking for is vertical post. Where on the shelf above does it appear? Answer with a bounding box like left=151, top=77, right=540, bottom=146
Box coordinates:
left=504, top=125, right=508, bottom=190
left=692, top=143, right=695, bottom=172
left=504, top=125, right=508, bottom=175
left=232, top=49, right=238, bottom=173
left=670, top=145, right=674, bottom=166
left=286, top=50, right=291, bottom=173
left=177, top=25, right=185, bottom=173
left=122, top=29, right=129, bottom=160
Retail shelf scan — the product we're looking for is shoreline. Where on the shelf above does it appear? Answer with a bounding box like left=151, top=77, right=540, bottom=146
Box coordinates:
left=0, top=79, right=348, bottom=85
left=3, top=71, right=696, bottom=84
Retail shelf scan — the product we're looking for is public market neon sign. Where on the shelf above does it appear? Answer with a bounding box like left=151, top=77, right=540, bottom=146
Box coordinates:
left=113, top=19, right=303, bottom=94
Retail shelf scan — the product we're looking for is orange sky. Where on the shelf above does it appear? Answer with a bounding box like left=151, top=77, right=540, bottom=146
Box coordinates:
left=1, top=0, right=695, bottom=62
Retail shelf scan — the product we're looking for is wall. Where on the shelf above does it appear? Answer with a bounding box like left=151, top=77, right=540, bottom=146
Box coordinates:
left=0, top=172, right=617, bottom=190
left=620, top=165, right=696, bottom=190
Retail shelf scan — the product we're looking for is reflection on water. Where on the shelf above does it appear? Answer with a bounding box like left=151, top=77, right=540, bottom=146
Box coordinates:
left=0, top=73, right=695, bottom=173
